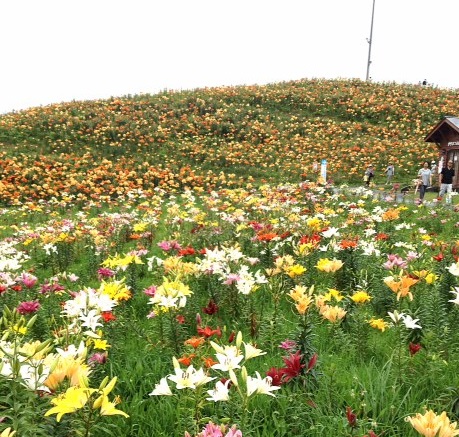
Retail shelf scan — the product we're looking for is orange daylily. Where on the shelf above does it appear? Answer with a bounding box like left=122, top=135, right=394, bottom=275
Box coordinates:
left=202, top=356, right=218, bottom=368
left=177, top=354, right=196, bottom=366
left=381, top=209, right=400, bottom=221
left=184, top=337, right=206, bottom=349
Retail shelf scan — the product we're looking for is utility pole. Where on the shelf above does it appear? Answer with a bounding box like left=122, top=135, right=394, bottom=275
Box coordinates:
left=366, top=0, right=376, bottom=81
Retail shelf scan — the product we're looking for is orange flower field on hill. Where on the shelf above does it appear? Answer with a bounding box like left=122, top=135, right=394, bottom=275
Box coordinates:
left=1, top=78, right=458, bottom=205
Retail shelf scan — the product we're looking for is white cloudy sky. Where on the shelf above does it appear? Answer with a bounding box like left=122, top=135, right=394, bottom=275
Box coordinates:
left=1, top=0, right=458, bottom=114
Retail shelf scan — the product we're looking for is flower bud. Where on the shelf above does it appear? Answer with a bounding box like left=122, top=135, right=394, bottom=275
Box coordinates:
left=241, top=366, right=248, bottom=382
left=236, top=331, right=243, bottom=350
left=26, top=314, right=37, bottom=329
left=229, top=369, right=238, bottom=387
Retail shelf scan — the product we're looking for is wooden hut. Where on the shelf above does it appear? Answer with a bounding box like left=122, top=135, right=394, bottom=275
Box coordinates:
left=425, top=116, right=459, bottom=188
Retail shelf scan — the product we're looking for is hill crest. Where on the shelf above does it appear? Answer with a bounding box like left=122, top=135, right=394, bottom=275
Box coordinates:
left=0, top=78, right=458, bottom=204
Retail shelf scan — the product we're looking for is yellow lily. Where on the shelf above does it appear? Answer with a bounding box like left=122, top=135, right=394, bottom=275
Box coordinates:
left=45, top=386, right=96, bottom=422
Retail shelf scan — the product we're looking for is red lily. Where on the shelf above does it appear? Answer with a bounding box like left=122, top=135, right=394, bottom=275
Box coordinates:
left=197, top=325, right=222, bottom=338
left=203, top=299, right=219, bottom=315
left=266, top=367, right=284, bottom=386
left=433, top=253, right=444, bottom=262
left=346, top=406, right=357, bottom=428
left=281, top=351, right=305, bottom=382
left=101, top=311, right=116, bottom=323
left=178, top=246, right=196, bottom=256
left=409, top=342, right=422, bottom=356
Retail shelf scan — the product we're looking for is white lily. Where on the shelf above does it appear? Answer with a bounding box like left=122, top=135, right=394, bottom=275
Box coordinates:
left=401, top=314, right=422, bottom=330
left=388, top=310, right=405, bottom=325
left=206, top=379, right=231, bottom=402
left=149, top=377, right=173, bottom=396
left=449, top=287, right=459, bottom=305
left=246, top=371, right=281, bottom=397
left=447, top=262, right=459, bottom=277
left=168, top=365, right=215, bottom=390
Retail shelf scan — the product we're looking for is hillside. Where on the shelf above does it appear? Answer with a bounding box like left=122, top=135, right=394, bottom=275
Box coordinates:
left=0, top=78, right=458, bottom=205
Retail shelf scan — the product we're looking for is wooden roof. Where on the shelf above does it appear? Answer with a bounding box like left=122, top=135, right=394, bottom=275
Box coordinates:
left=425, top=116, right=459, bottom=143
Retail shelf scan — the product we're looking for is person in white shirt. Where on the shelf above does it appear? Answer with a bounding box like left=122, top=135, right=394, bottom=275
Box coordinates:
left=417, top=161, right=432, bottom=201
left=385, top=163, right=395, bottom=185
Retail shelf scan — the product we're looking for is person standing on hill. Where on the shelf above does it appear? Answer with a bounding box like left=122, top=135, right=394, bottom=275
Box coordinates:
left=417, top=161, right=432, bottom=202
left=364, top=165, right=374, bottom=186
left=439, top=160, right=455, bottom=203
left=385, top=163, right=395, bottom=185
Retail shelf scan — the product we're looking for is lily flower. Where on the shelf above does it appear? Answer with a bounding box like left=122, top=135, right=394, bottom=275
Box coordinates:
left=168, top=365, right=215, bottom=390
left=316, top=258, right=344, bottom=273
left=149, top=377, right=173, bottom=396
left=246, top=371, right=281, bottom=397
left=45, top=386, right=96, bottom=422
left=401, top=314, right=422, bottom=330
left=387, top=310, right=406, bottom=325
left=449, top=287, right=459, bottom=305
left=407, top=409, right=459, bottom=436
left=206, top=379, right=231, bottom=402
left=243, top=342, right=266, bottom=360
left=448, top=261, right=459, bottom=276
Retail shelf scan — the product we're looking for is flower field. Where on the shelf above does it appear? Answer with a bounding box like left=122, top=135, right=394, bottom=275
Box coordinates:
left=1, top=79, right=459, bottom=436
left=1, top=181, right=459, bottom=436
left=1, top=78, right=459, bottom=205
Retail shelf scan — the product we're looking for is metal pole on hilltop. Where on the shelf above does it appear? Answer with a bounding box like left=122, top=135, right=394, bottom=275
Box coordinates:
left=366, top=0, right=376, bottom=81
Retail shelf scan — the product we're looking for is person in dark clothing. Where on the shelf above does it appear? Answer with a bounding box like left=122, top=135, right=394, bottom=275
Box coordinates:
left=439, top=160, right=455, bottom=203
left=364, top=165, right=374, bottom=186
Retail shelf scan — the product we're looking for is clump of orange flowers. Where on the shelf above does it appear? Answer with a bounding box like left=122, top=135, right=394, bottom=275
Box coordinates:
left=381, top=208, right=400, bottom=221
left=383, top=272, right=419, bottom=300
left=339, top=238, right=359, bottom=250
left=318, top=304, right=347, bottom=323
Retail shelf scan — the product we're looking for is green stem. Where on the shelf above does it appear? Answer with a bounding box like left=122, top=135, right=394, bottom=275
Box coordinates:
left=82, top=398, right=97, bottom=437
left=158, top=311, right=164, bottom=345
left=169, top=310, right=180, bottom=354
left=193, top=388, right=202, bottom=434
left=239, top=393, right=250, bottom=431
left=249, top=294, right=257, bottom=339
left=395, top=324, right=403, bottom=386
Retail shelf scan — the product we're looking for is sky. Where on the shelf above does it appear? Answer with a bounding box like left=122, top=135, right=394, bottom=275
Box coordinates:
left=1, top=0, right=458, bottom=114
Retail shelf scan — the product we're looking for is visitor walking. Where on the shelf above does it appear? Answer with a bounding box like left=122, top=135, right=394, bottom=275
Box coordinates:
left=385, top=163, right=395, bottom=185
left=364, top=165, right=374, bottom=186
left=439, top=160, right=455, bottom=204
left=417, top=161, right=432, bottom=202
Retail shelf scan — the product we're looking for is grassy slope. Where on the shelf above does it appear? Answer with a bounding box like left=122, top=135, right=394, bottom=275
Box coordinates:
left=0, top=78, right=458, bottom=202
